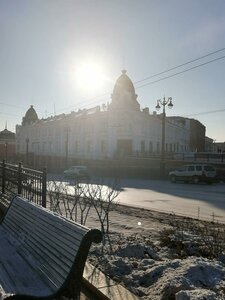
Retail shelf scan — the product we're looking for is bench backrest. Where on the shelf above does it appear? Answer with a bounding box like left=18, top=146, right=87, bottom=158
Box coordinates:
left=0, top=191, right=15, bottom=216
left=0, top=195, right=102, bottom=298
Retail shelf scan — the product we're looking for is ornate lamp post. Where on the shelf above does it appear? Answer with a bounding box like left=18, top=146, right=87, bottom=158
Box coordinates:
left=65, top=127, right=69, bottom=168
left=4, top=142, right=8, bottom=161
left=155, top=96, right=173, bottom=178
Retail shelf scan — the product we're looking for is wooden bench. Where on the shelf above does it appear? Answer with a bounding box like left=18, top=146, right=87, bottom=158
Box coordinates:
left=0, top=191, right=15, bottom=217
left=0, top=195, right=102, bottom=299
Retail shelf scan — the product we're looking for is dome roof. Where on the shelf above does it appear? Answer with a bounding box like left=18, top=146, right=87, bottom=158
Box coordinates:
left=0, top=128, right=15, bottom=140
left=113, top=70, right=135, bottom=95
left=110, top=70, right=140, bottom=112
left=22, top=105, right=38, bottom=125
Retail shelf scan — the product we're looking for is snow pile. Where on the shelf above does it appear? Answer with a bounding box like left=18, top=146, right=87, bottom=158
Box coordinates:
left=89, top=233, right=225, bottom=299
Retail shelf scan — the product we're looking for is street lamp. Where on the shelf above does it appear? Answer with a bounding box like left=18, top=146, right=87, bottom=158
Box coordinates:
left=4, top=142, right=8, bottom=161
left=155, top=96, right=173, bottom=178
left=65, top=127, right=69, bottom=168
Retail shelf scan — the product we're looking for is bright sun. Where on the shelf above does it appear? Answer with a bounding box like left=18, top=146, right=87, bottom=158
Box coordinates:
left=76, top=62, right=104, bottom=92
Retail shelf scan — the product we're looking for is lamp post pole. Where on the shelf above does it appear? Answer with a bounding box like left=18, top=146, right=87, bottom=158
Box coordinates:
left=26, top=138, right=29, bottom=165
left=65, top=127, right=69, bottom=168
left=4, top=142, right=8, bottom=162
left=155, top=97, right=173, bottom=178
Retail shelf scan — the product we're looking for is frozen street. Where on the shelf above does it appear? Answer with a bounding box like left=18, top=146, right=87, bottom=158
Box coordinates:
left=117, top=179, right=225, bottom=223
left=49, top=175, right=225, bottom=223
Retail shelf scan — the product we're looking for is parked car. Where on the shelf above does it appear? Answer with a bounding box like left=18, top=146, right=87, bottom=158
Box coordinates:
left=63, top=165, right=90, bottom=180
left=169, top=164, right=217, bottom=184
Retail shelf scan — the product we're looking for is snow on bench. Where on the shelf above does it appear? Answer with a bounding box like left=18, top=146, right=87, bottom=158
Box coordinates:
left=0, top=195, right=102, bottom=299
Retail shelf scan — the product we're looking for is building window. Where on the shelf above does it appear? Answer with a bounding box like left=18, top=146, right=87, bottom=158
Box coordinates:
left=149, top=141, right=153, bottom=152
left=141, top=141, right=145, bottom=153
left=157, top=142, right=160, bottom=153
left=75, top=141, right=80, bottom=153
left=49, top=142, right=52, bottom=153
left=87, top=140, right=93, bottom=153
left=101, top=140, right=107, bottom=154
left=42, top=142, right=46, bottom=153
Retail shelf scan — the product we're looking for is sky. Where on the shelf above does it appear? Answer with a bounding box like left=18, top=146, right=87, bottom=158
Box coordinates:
left=1, top=0, right=225, bottom=142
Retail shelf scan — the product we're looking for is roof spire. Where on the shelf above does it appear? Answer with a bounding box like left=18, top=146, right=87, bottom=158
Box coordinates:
left=5, top=121, right=7, bottom=130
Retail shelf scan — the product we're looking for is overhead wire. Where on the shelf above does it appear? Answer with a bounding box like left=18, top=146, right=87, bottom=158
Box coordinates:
left=1, top=47, right=225, bottom=118
left=184, top=108, right=225, bottom=117
left=134, top=46, right=225, bottom=84
left=135, top=54, right=225, bottom=89
left=61, top=49, right=225, bottom=114
left=46, top=46, right=225, bottom=114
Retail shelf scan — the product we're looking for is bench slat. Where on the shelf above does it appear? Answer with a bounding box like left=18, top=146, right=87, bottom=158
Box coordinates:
left=0, top=196, right=102, bottom=299
left=2, top=206, right=83, bottom=285
left=2, top=204, right=85, bottom=288
left=3, top=211, right=80, bottom=260
left=2, top=217, right=79, bottom=287
left=0, top=227, right=54, bottom=296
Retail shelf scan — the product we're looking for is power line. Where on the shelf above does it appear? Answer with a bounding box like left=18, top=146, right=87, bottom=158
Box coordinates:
left=134, top=46, right=225, bottom=84
left=59, top=47, right=225, bottom=113
left=56, top=93, right=109, bottom=114
left=135, top=54, right=225, bottom=89
left=0, top=111, right=21, bottom=117
left=0, top=102, right=25, bottom=110
left=1, top=47, right=225, bottom=116
left=184, top=108, right=225, bottom=117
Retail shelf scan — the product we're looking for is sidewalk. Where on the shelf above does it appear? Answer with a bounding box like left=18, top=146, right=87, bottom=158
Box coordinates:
left=82, top=262, right=140, bottom=300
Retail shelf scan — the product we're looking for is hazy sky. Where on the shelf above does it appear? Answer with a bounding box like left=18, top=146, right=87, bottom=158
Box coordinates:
left=1, top=0, right=225, bottom=142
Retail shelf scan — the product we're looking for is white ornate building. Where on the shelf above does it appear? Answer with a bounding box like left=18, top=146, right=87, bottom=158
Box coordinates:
left=16, top=70, right=192, bottom=164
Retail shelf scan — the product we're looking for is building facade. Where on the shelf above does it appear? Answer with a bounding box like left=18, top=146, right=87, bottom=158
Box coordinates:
left=16, top=71, right=193, bottom=167
left=168, top=117, right=206, bottom=152
left=0, top=126, right=16, bottom=161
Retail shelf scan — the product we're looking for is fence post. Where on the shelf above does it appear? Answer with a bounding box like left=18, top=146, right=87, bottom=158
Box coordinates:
left=18, top=162, right=22, bottom=195
left=2, top=160, right=5, bottom=194
left=42, top=167, right=47, bottom=208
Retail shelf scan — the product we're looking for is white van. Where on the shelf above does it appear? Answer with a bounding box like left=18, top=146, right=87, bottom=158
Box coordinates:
left=169, top=164, right=216, bottom=184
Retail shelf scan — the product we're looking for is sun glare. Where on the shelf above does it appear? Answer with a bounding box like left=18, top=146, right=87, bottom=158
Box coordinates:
left=76, top=62, right=105, bottom=92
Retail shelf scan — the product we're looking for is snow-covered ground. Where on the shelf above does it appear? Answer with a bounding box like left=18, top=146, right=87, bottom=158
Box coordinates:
left=87, top=204, right=225, bottom=300
left=46, top=176, right=225, bottom=299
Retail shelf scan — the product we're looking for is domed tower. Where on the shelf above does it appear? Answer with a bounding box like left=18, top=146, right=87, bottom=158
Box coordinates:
left=22, top=105, right=39, bottom=126
left=109, top=70, right=140, bottom=112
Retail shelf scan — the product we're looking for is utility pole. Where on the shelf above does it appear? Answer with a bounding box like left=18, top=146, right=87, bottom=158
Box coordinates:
left=155, top=96, right=173, bottom=178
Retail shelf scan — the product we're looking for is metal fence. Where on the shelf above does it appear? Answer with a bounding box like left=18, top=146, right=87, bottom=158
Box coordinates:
left=0, top=160, right=46, bottom=207
left=173, top=152, right=224, bottom=163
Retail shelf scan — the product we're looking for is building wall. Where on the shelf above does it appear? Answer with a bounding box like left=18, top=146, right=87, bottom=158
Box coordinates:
left=189, top=119, right=206, bottom=152
left=0, top=129, right=16, bottom=161
left=16, top=71, right=191, bottom=166
left=0, top=142, right=15, bottom=161
left=16, top=107, right=190, bottom=161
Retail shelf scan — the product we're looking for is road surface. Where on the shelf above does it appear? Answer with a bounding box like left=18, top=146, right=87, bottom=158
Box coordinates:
left=48, top=175, right=225, bottom=223
left=117, top=179, right=225, bottom=223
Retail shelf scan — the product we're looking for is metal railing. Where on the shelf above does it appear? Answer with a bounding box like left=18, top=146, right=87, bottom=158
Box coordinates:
left=0, top=160, right=46, bottom=207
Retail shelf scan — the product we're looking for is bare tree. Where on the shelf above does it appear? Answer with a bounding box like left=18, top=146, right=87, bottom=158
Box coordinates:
left=62, top=182, right=93, bottom=225
left=47, top=177, right=121, bottom=248
left=47, top=180, right=65, bottom=214
left=86, top=178, right=121, bottom=245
